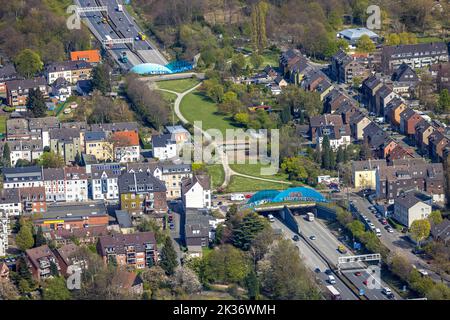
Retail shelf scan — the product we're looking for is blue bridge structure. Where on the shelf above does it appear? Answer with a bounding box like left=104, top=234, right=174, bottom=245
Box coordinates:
left=130, top=60, right=194, bottom=75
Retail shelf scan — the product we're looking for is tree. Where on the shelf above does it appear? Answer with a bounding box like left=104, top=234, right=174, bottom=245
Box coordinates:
left=356, top=35, right=376, bottom=53
left=38, top=151, right=65, bottom=168
left=234, top=112, right=250, bottom=127
left=171, top=267, right=202, bottom=295
left=35, top=226, right=46, bottom=247
left=428, top=210, right=443, bottom=225
left=2, top=142, right=10, bottom=167
left=141, top=266, right=169, bottom=296
left=251, top=1, right=269, bottom=51
left=321, top=135, right=333, bottom=169
left=258, top=239, right=320, bottom=299
left=388, top=252, right=413, bottom=282
left=281, top=156, right=308, bottom=182
left=0, top=280, right=19, bottom=300
left=16, top=225, right=34, bottom=251
left=245, top=270, right=259, bottom=300
left=232, top=212, right=269, bottom=251
left=159, top=236, right=179, bottom=276
left=386, top=33, right=401, bottom=45
left=15, top=159, right=32, bottom=167
left=204, top=245, right=250, bottom=284
left=437, top=89, right=450, bottom=113
left=360, top=141, right=371, bottom=160
left=14, top=49, right=43, bottom=78
left=410, top=219, right=431, bottom=246
left=230, top=53, right=247, bottom=77
left=42, top=277, right=71, bottom=300
left=27, top=88, right=47, bottom=118
left=250, top=53, right=264, bottom=69
left=91, top=63, right=112, bottom=94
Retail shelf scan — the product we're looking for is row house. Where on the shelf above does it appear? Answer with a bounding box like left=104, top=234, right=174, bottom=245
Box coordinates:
left=90, top=167, right=121, bottom=201
left=0, top=189, right=22, bottom=216
left=361, top=75, right=383, bottom=113
left=45, top=60, right=93, bottom=85
left=111, top=130, right=140, bottom=163
left=5, top=77, right=48, bottom=108
left=381, top=42, right=448, bottom=73
left=8, top=139, right=43, bottom=167
left=349, top=112, right=371, bottom=140
left=428, top=131, right=450, bottom=162
left=2, top=166, right=43, bottom=189
left=64, top=167, right=88, bottom=202
left=331, top=50, right=371, bottom=84
left=152, top=133, right=177, bottom=160
left=46, top=226, right=108, bottom=246
left=323, top=89, right=349, bottom=114
left=362, top=122, right=390, bottom=159
left=376, top=159, right=445, bottom=203
left=316, top=125, right=351, bottom=151
left=97, top=232, right=158, bottom=269
left=6, top=118, right=38, bottom=141
left=334, top=101, right=358, bottom=124
left=384, top=97, right=407, bottom=129
left=49, top=128, right=84, bottom=164
left=85, top=131, right=113, bottom=162
left=415, top=120, right=436, bottom=155
left=43, top=168, right=66, bottom=202
left=374, top=85, right=397, bottom=116
left=19, top=187, right=47, bottom=213
left=0, top=211, right=8, bottom=257
left=399, top=108, right=423, bottom=136
left=390, top=63, right=420, bottom=98
left=0, top=64, right=19, bottom=94
left=279, top=49, right=311, bottom=84
left=309, top=114, right=344, bottom=140
left=28, top=117, right=60, bottom=148
left=352, top=159, right=387, bottom=190
left=118, top=171, right=168, bottom=216
left=430, top=62, right=450, bottom=92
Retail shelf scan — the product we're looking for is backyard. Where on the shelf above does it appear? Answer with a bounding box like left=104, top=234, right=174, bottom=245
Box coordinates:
left=179, top=90, right=238, bottom=135
left=0, top=115, right=7, bottom=134
left=156, top=78, right=200, bottom=93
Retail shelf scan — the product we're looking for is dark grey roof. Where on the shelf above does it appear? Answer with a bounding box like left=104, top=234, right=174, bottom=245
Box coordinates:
left=363, top=75, right=382, bottom=91
left=115, top=210, right=133, bottom=228
left=43, top=168, right=65, bottom=181
left=118, top=171, right=166, bottom=194
left=383, top=42, right=448, bottom=59
left=0, top=189, right=20, bottom=204
left=0, top=64, right=18, bottom=80
left=430, top=219, right=450, bottom=241
left=6, top=77, right=47, bottom=91
left=2, top=165, right=42, bottom=175
left=85, top=131, right=107, bottom=142
left=49, top=128, right=80, bottom=142
left=90, top=122, right=138, bottom=133
left=45, top=60, right=92, bottom=73
left=29, top=117, right=60, bottom=130
left=395, top=192, right=428, bottom=209
left=43, top=201, right=107, bottom=220
left=97, top=232, right=156, bottom=256
left=392, top=63, right=419, bottom=82
left=152, top=133, right=175, bottom=148
left=181, top=175, right=211, bottom=195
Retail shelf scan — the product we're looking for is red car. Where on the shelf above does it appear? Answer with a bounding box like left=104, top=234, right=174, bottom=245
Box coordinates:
left=245, top=194, right=252, bottom=199
left=354, top=271, right=362, bottom=276
left=363, top=279, right=368, bottom=286
left=381, top=219, right=388, bottom=225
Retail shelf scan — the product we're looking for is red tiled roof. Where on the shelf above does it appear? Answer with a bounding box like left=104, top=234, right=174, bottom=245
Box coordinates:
left=70, top=50, right=101, bottom=63
left=112, top=130, right=139, bottom=146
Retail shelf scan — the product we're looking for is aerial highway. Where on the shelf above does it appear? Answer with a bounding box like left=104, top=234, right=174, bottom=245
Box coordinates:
left=272, top=218, right=358, bottom=300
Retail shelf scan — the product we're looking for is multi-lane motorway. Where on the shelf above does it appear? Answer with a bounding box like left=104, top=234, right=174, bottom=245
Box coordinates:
left=272, top=219, right=358, bottom=300
left=75, top=0, right=167, bottom=69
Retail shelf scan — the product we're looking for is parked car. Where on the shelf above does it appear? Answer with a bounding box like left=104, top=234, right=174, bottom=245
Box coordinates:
left=314, top=267, right=321, bottom=273
left=292, top=235, right=300, bottom=242
left=354, top=271, right=362, bottom=276
left=325, top=269, right=333, bottom=275
left=310, top=235, right=316, bottom=240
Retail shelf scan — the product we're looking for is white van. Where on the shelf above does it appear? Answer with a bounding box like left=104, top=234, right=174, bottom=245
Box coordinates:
left=230, top=193, right=245, bottom=201
left=267, top=214, right=275, bottom=222
left=375, top=228, right=381, bottom=237
left=328, top=275, right=336, bottom=284
left=382, top=287, right=392, bottom=295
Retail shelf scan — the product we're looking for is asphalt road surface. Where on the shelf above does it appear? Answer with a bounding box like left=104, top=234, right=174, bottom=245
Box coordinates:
left=272, top=219, right=358, bottom=300
left=98, top=0, right=167, bottom=65
left=295, top=215, right=395, bottom=300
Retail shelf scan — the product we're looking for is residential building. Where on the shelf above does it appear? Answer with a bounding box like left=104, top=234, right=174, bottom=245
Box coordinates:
left=8, top=139, right=43, bottom=166
left=111, top=130, right=140, bottom=163
left=415, top=120, right=436, bottom=154
left=55, top=243, right=84, bottom=276
left=381, top=42, right=448, bottom=73
left=165, top=125, right=190, bottom=145
left=28, top=117, right=60, bottom=147
left=46, top=226, right=109, bottom=246
left=19, top=187, right=47, bottom=213
left=183, top=209, right=211, bottom=257
left=399, top=108, right=423, bottom=136
left=181, top=175, right=212, bottom=209
left=118, top=171, right=167, bottom=215
left=430, top=219, right=450, bottom=244
left=361, top=75, right=383, bottom=113
left=393, top=192, right=432, bottom=227
left=34, top=202, right=109, bottom=232
left=152, top=133, right=177, bottom=160
left=0, top=211, right=9, bottom=257
left=352, top=159, right=387, bottom=190
left=385, top=97, right=407, bottom=128
left=0, top=189, right=22, bottom=216
left=85, top=131, right=113, bottom=162
left=43, top=168, right=66, bottom=202
left=431, top=62, right=450, bottom=91
left=97, top=232, right=158, bottom=269
left=70, top=50, right=101, bottom=64
left=64, top=167, right=88, bottom=202
left=6, top=118, right=32, bottom=141
left=51, top=77, right=72, bottom=102
left=90, top=167, right=121, bottom=201
left=25, top=245, right=60, bottom=281
left=374, top=85, right=397, bottom=116
left=331, top=50, right=371, bottom=84
left=0, top=64, right=19, bottom=94
left=2, top=166, right=43, bottom=189
left=115, top=210, right=134, bottom=234
left=49, top=128, right=84, bottom=164
left=5, top=77, right=48, bottom=107
left=279, top=49, right=311, bottom=84
left=45, top=60, right=93, bottom=85
left=337, top=28, right=379, bottom=46
left=349, top=112, right=371, bottom=140
left=309, top=114, right=344, bottom=140
left=428, top=131, right=450, bottom=162
left=315, top=125, right=351, bottom=151
left=391, top=62, right=419, bottom=94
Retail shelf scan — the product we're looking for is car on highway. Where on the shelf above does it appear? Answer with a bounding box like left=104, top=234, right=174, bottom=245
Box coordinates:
left=363, top=279, right=368, bottom=286
left=314, top=267, right=321, bottom=273
left=292, top=235, right=300, bottom=242
left=310, top=235, right=316, bottom=240
left=119, top=18, right=123, bottom=21
left=169, top=223, right=175, bottom=230
left=382, top=287, right=392, bottom=296
left=327, top=275, right=336, bottom=284
left=325, top=269, right=333, bottom=275
left=354, top=271, right=362, bottom=276
left=337, top=245, right=347, bottom=254
left=418, top=269, right=429, bottom=276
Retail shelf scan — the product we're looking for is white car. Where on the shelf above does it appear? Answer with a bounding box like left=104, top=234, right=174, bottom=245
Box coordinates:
left=418, top=269, right=429, bottom=276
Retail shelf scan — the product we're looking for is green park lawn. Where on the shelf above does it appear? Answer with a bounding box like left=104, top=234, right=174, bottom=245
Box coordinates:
left=0, top=115, right=7, bottom=134
left=160, top=90, right=178, bottom=104
left=156, top=78, right=200, bottom=93
left=206, top=164, right=225, bottom=189
left=180, top=90, right=238, bottom=135
left=226, top=175, right=289, bottom=193
left=229, top=163, right=290, bottom=182
left=246, top=50, right=280, bottom=70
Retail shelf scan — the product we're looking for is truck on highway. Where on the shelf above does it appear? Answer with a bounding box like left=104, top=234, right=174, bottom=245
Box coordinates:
left=337, top=244, right=347, bottom=254
left=230, top=194, right=245, bottom=201
left=306, top=212, right=315, bottom=222
left=117, top=4, right=123, bottom=11
left=326, top=285, right=341, bottom=300
left=327, top=275, right=336, bottom=284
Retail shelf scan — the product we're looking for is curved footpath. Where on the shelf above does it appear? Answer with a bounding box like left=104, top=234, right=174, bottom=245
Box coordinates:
left=156, top=82, right=292, bottom=189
